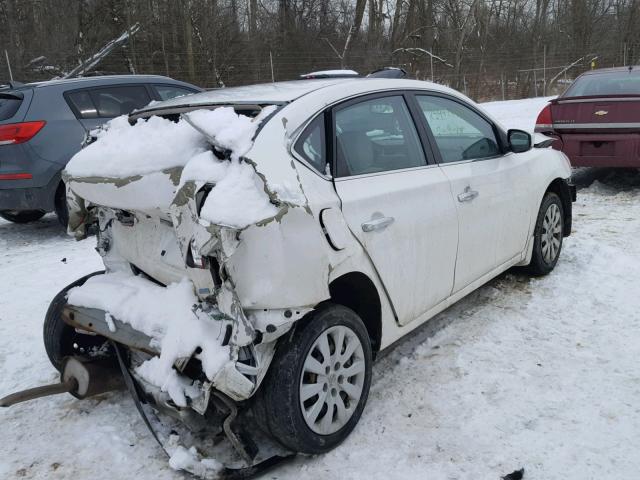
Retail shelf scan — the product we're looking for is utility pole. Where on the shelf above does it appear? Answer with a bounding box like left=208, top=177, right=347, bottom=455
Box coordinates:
left=4, top=50, right=13, bottom=82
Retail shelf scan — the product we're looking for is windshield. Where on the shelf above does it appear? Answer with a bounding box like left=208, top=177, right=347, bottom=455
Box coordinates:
left=564, top=70, right=640, bottom=97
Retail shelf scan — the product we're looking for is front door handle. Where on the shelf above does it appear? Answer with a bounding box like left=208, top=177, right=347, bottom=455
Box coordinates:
left=361, top=216, right=394, bottom=232
left=457, top=186, right=479, bottom=203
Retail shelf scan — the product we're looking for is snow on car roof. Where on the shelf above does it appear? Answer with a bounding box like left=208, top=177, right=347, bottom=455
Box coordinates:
left=300, top=69, right=360, bottom=78
left=134, top=78, right=358, bottom=115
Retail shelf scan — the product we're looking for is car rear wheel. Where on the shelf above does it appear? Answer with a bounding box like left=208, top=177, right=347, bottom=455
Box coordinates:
left=527, top=192, right=564, bottom=275
left=54, top=182, right=69, bottom=228
left=44, top=271, right=107, bottom=372
left=258, top=303, right=372, bottom=454
left=0, top=209, right=46, bottom=223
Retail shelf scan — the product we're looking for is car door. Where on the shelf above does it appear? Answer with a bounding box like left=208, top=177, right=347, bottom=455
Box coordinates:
left=412, top=94, right=533, bottom=292
left=332, top=93, right=459, bottom=326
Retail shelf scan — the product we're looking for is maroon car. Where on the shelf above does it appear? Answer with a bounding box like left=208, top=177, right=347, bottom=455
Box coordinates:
left=535, top=66, right=640, bottom=167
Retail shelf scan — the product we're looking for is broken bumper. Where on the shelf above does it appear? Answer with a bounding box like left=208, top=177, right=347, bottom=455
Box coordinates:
left=62, top=304, right=256, bottom=402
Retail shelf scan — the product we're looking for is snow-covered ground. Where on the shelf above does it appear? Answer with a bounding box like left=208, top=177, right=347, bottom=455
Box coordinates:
left=2, top=97, right=640, bottom=480
left=481, top=96, right=555, bottom=132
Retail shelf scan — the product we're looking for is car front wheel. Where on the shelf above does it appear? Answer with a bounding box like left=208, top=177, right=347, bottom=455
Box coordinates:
left=258, top=303, right=372, bottom=454
left=527, top=192, right=564, bottom=275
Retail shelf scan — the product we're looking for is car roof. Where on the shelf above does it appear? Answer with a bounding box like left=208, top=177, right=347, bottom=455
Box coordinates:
left=26, top=74, right=187, bottom=89
left=133, top=77, right=460, bottom=118
left=579, top=66, right=640, bottom=76
left=136, top=78, right=357, bottom=111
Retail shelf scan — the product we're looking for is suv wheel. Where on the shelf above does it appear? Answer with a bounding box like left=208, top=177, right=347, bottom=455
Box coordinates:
left=0, top=210, right=46, bottom=223
left=44, top=271, right=107, bottom=371
left=258, top=303, right=372, bottom=454
left=527, top=192, right=564, bottom=275
left=54, top=182, right=69, bottom=228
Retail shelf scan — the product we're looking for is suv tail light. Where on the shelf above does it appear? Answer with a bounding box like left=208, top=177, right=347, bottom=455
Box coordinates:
left=0, top=121, right=46, bottom=145
left=535, top=105, right=553, bottom=132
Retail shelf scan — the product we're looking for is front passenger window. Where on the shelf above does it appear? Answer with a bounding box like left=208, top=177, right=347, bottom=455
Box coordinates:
left=335, top=96, right=426, bottom=177
left=417, top=95, right=500, bottom=163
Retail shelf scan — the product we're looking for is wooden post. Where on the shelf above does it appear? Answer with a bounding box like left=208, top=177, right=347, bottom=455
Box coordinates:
left=270, top=51, right=275, bottom=83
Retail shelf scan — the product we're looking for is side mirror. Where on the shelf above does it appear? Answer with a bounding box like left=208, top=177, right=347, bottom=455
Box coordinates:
left=508, top=129, right=532, bottom=153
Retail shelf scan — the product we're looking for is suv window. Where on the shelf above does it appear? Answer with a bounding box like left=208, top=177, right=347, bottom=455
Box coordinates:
left=154, top=84, right=196, bottom=101
left=67, top=85, right=151, bottom=119
left=294, top=115, right=326, bottom=174
left=0, top=93, right=23, bottom=121
left=66, top=90, right=98, bottom=119
left=417, top=95, right=500, bottom=163
left=335, top=95, right=426, bottom=177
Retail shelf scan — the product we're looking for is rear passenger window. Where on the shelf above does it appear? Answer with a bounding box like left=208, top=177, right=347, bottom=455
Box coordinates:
left=294, top=116, right=326, bottom=174
left=154, top=85, right=196, bottom=101
left=66, top=90, right=98, bottom=119
left=417, top=95, right=500, bottom=163
left=334, top=95, right=426, bottom=177
left=67, top=86, right=151, bottom=119
left=90, top=86, right=151, bottom=118
left=0, top=95, right=23, bottom=121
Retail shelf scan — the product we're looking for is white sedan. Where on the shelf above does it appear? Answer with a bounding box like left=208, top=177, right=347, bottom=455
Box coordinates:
left=46, top=77, right=574, bottom=474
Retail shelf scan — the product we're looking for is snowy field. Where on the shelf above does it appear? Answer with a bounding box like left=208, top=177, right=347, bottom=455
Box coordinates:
left=2, top=97, right=640, bottom=479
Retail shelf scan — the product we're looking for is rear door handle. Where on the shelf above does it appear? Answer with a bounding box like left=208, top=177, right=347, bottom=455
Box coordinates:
left=361, top=216, right=394, bottom=232
left=457, top=186, right=479, bottom=203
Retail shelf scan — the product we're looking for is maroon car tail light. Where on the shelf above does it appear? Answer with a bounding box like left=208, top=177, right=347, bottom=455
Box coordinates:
left=535, top=105, right=553, bottom=132
left=0, top=121, right=46, bottom=146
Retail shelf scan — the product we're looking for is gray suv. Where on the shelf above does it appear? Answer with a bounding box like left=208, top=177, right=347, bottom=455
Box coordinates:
left=0, top=75, right=201, bottom=225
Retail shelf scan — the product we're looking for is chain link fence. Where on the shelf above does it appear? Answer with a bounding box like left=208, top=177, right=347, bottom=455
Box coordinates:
left=2, top=41, right=639, bottom=102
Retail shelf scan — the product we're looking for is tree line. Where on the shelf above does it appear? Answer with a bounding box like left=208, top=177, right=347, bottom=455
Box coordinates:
left=1, top=0, right=639, bottom=101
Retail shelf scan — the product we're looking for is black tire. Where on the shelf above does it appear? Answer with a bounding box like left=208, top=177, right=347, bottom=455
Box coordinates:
left=0, top=209, right=46, bottom=223
left=54, top=182, right=69, bottom=228
left=43, top=270, right=106, bottom=371
left=257, top=303, right=372, bottom=454
left=527, top=192, right=564, bottom=276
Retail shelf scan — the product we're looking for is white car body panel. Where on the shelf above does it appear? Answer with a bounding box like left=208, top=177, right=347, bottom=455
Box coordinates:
left=335, top=166, right=458, bottom=326
left=63, top=77, right=573, bottom=405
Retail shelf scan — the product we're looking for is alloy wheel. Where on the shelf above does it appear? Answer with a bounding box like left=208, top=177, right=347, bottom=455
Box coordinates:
left=299, top=325, right=366, bottom=435
left=541, top=203, right=562, bottom=264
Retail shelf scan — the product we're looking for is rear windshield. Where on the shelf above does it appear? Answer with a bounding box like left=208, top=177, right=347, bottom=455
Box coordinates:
left=564, top=70, right=640, bottom=97
left=0, top=94, right=22, bottom=121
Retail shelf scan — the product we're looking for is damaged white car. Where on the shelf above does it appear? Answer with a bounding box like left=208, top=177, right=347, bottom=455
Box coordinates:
left=27, top=78, right=575, bottom=475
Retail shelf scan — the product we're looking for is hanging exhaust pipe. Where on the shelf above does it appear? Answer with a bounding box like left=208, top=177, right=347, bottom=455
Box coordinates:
left=0, top=356, right=123, bottom=407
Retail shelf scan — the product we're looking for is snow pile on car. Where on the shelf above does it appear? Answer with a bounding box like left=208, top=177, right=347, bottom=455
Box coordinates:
left=64, top=106, right=283, bottom=229
left=67, top=271, right=230, bottom=407
left=184, top=107, right=273, bottom=161
left=65, top=115, right=208, bottom=178
left=179, top=150, right=279, bottom=228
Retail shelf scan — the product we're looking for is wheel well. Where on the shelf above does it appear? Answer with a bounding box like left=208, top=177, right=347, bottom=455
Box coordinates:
left=54, top=181, right=65, bottom=207
left=329, top=272, right=382, bottom=356
left=545, top=178, right=572, bottom=236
